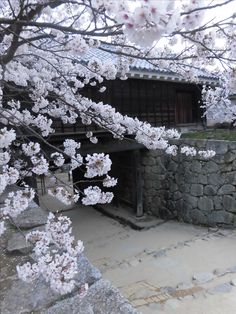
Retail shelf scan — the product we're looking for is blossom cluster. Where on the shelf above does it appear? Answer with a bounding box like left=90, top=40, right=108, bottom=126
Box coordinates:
left=202, top=85, right=236, bottom=124
left=182, top=0, right=205, bottom=30
left=0, top=166, right=19, bottom=194
left=22, top=142, right=40, bottom=157
left=85, top=153, right=112, bottom=178
left=198, top=150, right=216, bottom=159
left=115, top=0, right=178, bottom=46
left=63, top=139, right=81, bottom=157
left=31, top=155, right=49, bottom=175
left=181, top=146, right=197, bottom=157
left=103, top=175, right=118, bottom=188
left=0, top=187, right=35, bottom=235
left=17, top=213, right=85, bottom=295
left=0, top=128, right=16, bottom=149
left=0, top=152, right=10, bottom=166
left=48, top=186, right=79, bottom=205
left=165, top=145, right=178, bottom=156
left=51, top=152, right=65, bottom=167
left=82, top=186, right=114, bottom=205
left=86, top=131, right=98, bottom=144
left=181, top=146, right=216, bottom=159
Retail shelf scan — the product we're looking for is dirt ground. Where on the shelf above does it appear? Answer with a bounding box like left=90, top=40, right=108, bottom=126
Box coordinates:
left=40, top=187, right=236, bottom=314
left=37, top=172, right=236, bottom=314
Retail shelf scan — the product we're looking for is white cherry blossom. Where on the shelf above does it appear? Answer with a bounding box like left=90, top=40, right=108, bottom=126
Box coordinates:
left=85, top=153, right=112, bottom=178
left=0, top=128, right=16, bottom=149
left=0, top=152, right=10, bottom=166
left=103, top=175, right=118, bottom=187
left=22, top=142, right=41, bottom=157
left=18, top=213, right=84, bottom=294
left=51, top=152, right=65, bottom=167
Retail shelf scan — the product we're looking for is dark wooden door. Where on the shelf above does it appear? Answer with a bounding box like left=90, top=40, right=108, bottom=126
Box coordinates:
left=175, top=91, right=193, bottom=124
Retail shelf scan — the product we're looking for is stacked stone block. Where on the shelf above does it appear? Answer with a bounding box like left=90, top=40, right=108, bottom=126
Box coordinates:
left=142, top=139, right=236, bottom=228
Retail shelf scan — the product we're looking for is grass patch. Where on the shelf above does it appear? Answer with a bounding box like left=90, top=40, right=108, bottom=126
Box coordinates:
left=181, top=129, right=236, bottom=141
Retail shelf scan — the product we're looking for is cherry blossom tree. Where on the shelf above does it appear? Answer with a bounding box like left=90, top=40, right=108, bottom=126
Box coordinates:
left=0, top=0, right=235, bottom=294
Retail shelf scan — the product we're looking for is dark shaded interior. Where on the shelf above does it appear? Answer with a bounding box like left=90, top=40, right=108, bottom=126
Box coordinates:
left=53, top=78, right=203, bottom=134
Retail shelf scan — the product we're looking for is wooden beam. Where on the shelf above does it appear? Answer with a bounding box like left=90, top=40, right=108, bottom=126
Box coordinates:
left=133, top=149, right=143, bottom=217
left=79, top=138, right=145, bottom=155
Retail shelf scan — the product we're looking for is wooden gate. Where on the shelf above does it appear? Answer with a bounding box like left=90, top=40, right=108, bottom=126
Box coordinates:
left=175, top=91, right=194, bottom=124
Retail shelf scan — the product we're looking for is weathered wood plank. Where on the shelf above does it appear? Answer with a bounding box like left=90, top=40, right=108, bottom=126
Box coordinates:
left=133, top=149, right=143, bottom=217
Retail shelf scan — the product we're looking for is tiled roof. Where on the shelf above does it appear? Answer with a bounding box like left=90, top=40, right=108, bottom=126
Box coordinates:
left=82, top=46, right=218, bottom=82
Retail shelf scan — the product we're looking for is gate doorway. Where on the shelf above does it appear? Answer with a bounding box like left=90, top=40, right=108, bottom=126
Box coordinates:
left=72, top=149, right=143, bottom=217
left=109, top=150, right=143, bottom=217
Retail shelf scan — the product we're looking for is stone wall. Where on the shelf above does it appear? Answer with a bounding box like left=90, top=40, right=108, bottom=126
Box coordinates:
left=142, top=139, right=236, bottom=228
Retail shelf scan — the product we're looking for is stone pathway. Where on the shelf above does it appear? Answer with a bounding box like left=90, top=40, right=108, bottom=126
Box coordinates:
left=64, top=205, right=236, bottom=314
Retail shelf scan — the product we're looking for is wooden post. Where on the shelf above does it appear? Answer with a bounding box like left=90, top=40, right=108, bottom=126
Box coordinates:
left=25, top=175, right=39, bottom=205
left=133, top=149, right=143, bottom=217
